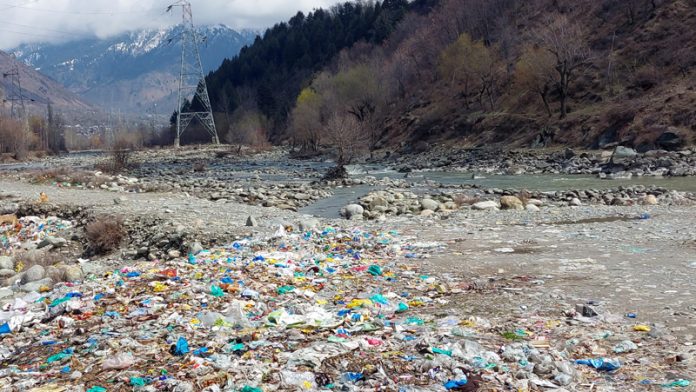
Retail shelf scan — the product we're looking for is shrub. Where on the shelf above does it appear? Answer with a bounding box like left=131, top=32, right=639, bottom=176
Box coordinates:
left=85, top=216, right=126, bottom=255
left=453, top=194, right=480, bottom=207
left=192, top=161, right=207, bottom=172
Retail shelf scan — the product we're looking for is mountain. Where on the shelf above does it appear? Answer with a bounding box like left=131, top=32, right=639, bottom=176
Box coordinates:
left=12, top=25, right=257, bottom=115
left=0, top=50, right=94, bottom=115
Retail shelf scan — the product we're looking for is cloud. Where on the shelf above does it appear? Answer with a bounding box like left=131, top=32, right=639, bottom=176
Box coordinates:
left=0, top=0, right=338, bottom=49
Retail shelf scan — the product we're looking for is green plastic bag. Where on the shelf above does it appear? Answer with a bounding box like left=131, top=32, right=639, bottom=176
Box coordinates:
left=210, top=285, right=225, bottom=297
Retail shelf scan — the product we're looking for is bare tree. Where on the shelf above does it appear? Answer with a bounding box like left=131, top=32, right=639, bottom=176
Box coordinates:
left=535, top=14, right=593, bottom=119
left=324, top=113, right=367, bottom=166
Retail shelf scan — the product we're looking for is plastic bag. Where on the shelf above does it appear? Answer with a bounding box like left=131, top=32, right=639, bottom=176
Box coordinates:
left=102, top=352, right=135, bottom=370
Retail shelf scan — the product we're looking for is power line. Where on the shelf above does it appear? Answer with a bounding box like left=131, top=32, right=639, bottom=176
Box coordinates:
left=0, top=0, right=37, bottom=12
left=0, top=20, right=75, bottom=36
left=0, top=2, right=157, bottom=15
left=0, top=27, right=64, bottom=39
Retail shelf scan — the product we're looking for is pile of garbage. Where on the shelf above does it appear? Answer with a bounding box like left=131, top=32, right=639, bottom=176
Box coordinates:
left=0, top=226, right=692, bottom=391
left=1, top=216, right=73, bottom=256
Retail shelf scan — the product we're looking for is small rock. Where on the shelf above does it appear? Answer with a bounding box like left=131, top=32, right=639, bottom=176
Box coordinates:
left=245, top=216, right=258, bottom=227
left=22, top=265, right=46, bottom=283
left=420, top=209, right=434, bottom=217
left=576, top=303, right=599, bottom=317
left=38, top=236, right=67, bottom=249
left=0, top=287, right=14, bottom=299
left=500, top=196, right=524, bottom=210
left=420, top=198, right=439, bottom=211
left=113, top=196, right=128, bottom=205
left=168, top=250, right=181, bottom=259
left=298, top=218, right=319, bottom=231
left=0, top=256, right=13, bottom=270
left=472, top=201, right=499, bottom=211
left=20, top=277, right=54, bottom=293
left=189, top=242, right=204, bottom=255
left=570, top=198, right=582, bottom=206
left=525, top=204, right=540, bottom=212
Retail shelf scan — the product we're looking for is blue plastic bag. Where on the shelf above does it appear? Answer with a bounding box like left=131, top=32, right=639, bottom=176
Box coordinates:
left=444, top=378, right=468, bottom=389
left=575, top=358, right=621, bottom=371
left=172, top=337, right=189, bottom=356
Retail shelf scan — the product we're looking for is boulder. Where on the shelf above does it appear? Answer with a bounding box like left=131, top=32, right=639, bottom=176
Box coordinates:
left=61, top=265, right=84, bottom=282
left=46, top=266, right=66, bottom=282
left=472, top=201, right=499, bottom=211
left=341, top=204, right=364, bottom=220
left=369, top=196, right=389, bottom=210
left=420, top=198, right=439, bottom=211
left=168, top=250, right=181, bottom=259
left=611, top=146, right=638, bottom=165
left=569, top=198, right=582, bottom=206
left=20, top=277, right=54, bottom=293
left=643, top=194, right=658, bottom=205
left=500, top=196, right=524, bottom=210
left=22, top=265, right=46, bottom=283
left=293, top=193, right=311, bottom=201
left=420, top=209, right=434, bottom=217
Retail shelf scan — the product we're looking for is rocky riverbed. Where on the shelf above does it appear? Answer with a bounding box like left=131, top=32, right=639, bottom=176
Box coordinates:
left=386, top=144, right=696, bottom=178
left=0, top=147, right=695, bottom=391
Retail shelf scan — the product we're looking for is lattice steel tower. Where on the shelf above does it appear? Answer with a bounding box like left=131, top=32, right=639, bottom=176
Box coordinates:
left=167, top=0, right=219, bottom=147
left=2, top=61, right=27, bottom=119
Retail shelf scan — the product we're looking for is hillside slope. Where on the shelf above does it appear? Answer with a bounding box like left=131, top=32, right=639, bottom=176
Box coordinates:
left=201, top=0, right=695, bottom=152
left=0, top=50, right=94, bottom=115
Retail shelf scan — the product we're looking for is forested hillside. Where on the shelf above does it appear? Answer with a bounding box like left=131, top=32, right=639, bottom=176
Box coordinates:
left=192, top=0, right=696, bottom=153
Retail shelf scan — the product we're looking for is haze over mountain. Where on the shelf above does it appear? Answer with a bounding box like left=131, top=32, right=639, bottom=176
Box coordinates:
left=0, top=50, right=94, bottom=116
left=11, top=25, right=257, bottom=115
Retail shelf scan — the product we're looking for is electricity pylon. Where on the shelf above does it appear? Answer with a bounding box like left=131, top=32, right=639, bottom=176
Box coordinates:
left=2, top=61, right=27, bottom=119
left=167, top=0, right=219, bottom=147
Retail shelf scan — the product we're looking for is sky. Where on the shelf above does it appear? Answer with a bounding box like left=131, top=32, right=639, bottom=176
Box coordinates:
left=0, top=0, right=337, bottom=49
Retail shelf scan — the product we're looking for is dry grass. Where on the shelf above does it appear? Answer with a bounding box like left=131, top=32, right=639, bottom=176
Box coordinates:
left=85, top=216, right=126, bottom=255
left=517, top=190, right=532, bottom=206
left=12, top=250, right=67, bottom=272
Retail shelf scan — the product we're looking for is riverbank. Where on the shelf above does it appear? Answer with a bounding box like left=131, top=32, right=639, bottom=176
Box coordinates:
left=1, top=147, right=695, bottom=390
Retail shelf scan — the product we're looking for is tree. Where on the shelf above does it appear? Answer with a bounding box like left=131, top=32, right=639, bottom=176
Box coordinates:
left=0, top=116, right=30, bottom=159
left=290, top=87, right=323, bottom=152
left=535, top=15, right=593, bottom=119
left=515, top=45, right=556, bottom=117
left=226, top=108, right=269, bottom=147
left=324, top=113, right=367, bottom=166
left=438, top=33, right=502, bottom=110
left=47, top=103, right=66, bottom=153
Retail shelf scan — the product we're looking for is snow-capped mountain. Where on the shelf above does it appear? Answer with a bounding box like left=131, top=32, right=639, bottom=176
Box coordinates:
left=12, top=25, right=257, bottom=115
